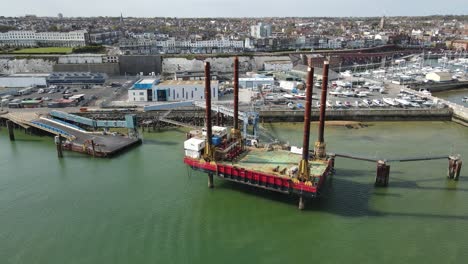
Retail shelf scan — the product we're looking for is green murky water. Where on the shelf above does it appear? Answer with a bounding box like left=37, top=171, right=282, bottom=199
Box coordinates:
left=0, top=121, right=467, bottom=264
left=435, top=87, right=468, bottom=105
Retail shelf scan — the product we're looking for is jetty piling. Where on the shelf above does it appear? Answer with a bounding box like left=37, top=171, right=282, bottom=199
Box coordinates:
left=6, top=120, right=15, bottom=141
left=55, top=135, right=64, bottom=158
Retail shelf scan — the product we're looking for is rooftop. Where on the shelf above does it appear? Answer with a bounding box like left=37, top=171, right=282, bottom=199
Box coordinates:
left=158, top=80, right=219, bottom=86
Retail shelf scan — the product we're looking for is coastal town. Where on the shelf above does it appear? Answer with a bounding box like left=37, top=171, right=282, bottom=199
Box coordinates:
left=0, top=7, right=467, bottom=264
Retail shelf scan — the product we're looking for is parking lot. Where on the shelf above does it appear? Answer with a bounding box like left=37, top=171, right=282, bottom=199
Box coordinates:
left=1, top=78, right=135, bottom=109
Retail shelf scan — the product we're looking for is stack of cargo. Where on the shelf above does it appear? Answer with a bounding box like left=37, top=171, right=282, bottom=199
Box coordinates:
left=184, top=138, right=205, bottom=159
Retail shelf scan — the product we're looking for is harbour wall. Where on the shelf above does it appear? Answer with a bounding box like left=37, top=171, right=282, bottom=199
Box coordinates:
left=409, top=81, right=468, bottom=92
left=76, top=107, right=453, bottom=124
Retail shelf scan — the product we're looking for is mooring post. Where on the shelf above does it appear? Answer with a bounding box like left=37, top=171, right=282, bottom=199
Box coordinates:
left=375, top=160, right=390, bottom=187
left=328, top=154, right=336, bottom=172
left=298, top=196, right=305, bottom=210
left=208, top=173, right=214, bottom=188
left=6, top=120, right=15, bottom=141
left=448, top=156, right=462, bottom=180
left=55, top=135, right=64, bottom=158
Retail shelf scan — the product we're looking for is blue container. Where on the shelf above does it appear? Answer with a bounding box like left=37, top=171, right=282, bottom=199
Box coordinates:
left=211, top=136, right=222, bottom=146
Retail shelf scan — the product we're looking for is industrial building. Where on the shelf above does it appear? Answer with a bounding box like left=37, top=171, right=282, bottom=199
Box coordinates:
left=46, top=72, right=107, bottom=85
left=425, top=72, right=453, bottom=82
left=0, top=73, right=49, bottom=88
left=239, top=75, right=275, bottom=89
left=153, top=80, right=219, bottom=102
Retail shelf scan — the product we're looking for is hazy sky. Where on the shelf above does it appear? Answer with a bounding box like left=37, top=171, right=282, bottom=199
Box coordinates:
left=1, top=0, right=467, bottom=17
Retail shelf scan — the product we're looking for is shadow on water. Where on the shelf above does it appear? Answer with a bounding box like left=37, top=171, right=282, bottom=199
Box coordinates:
left=13, top=138, right=44, bottom=142
left=215, top=167, right=468, bottom=221
left=142, top=139, right=178, bottom=146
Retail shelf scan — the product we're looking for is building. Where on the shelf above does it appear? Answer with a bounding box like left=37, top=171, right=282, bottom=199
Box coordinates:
left=446, top=39, right=468, bottom=51
left=250, top=23, right=272, bottom=39
left=239, top=76, right=275, bottom=89
left=46, top=72, right=107, bottom=85
left=380, top=16, right=386, bottom=29
left=88, top=31, right=121, bottom=45
left=0, top=73, right=49, bottom=88
left=425, top=72, right=453, bottom=82
left=0, top=30, right=88, bottom=47
left=153, top=80, right=219, bottom=102
left=174, top=70, right=218, bottom=81
left=263, top=60, right=293, bottom=72
left=128, top=78, right=158, bottom=102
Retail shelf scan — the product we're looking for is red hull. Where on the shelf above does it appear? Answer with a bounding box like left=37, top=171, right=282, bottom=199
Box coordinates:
left=184, top=157, right=331, bottom=198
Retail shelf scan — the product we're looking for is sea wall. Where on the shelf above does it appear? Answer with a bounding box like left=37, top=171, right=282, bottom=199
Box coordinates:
left=259, top=108, right=454, bottom=122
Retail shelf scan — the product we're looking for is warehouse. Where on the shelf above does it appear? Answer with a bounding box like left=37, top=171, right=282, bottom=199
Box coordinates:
left=153, top=80, right=219, bottom=102
left=425, top=72, right=453, bottom=83
left=0, top=73, right=49, bottom=88
left=46, top=72, right=107, bottom=85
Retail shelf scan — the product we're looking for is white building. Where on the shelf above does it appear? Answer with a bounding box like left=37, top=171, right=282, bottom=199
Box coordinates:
left=153, top=80, right=219, bottom=102
left=0, top=30, right=88, bottom=47
left=239, top=76, right=275, bottom=89
left=128, top=78, right=158, bottom=102
left=0, top=73, right=49, bottom=88
left=426, top=72, right=453, bottom=82
left=250, top=23, right=272, bottom=39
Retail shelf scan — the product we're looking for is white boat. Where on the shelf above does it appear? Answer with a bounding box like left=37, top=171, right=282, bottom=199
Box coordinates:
left=372, top=99, right=384, bottom=107
left=369, top=85, right=383, bottom=92
left=335, top=100, right=344, bottom=107
left=419, top=89, right=432, bottom=96
left=462, top=97, right=467, bottom=103
left=342, top=90, right=355, bottom=97
left=340, top=70, right=353, bottom=77
left=329, top=91, right=342, bottom=96
left=423, top=100, right=434, bottom=106
left=356, top=91, right=370, bottom=97
left=283, top=94, right=295, bottom=99
left=383, top=98, right=398, bottom=106
left=363, top=99, right=372, bottom=106
left=326, top=100, right=332, bottom=107
left=410, top=102, right=421, bottom=107
left=395, top=98, right=411, bottom=107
